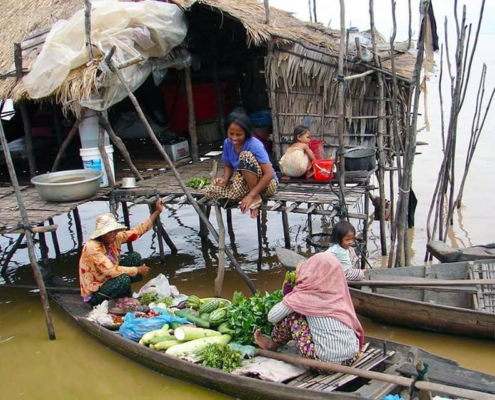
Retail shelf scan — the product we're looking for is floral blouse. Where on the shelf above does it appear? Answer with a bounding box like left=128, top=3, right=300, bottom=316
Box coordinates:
left=79, top=218, right=153, bottom=297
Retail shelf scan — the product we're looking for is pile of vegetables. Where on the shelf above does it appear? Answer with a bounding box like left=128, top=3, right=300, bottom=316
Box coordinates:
left=187, top=177, right=211, bottom=189
left=115, top=291, right=283, bottom=373
left=139, top=292, right=174, bottom=307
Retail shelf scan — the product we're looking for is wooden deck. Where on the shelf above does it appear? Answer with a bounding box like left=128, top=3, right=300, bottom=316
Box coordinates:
left=0, top=157, right=371, bottom=234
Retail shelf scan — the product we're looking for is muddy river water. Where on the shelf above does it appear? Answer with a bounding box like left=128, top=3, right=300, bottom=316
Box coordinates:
left=1, top=35, right=495, bottom=399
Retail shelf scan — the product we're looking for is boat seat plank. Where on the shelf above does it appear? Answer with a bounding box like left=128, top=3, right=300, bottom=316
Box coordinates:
left=286, top=345, right=395, bottom=392
left=396, top=363, right=495, bottom=394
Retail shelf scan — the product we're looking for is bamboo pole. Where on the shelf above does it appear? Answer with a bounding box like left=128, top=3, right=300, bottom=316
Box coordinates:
left=149, top=203, right=165, bottom=264
left=369, top=0, right=387, bottom=256
left=84, top=0, right=94, bottom=60
left=51, top=117, right=82, bottom=172
left=106, top=55, right=256, bottom=294
left=98, top=125, right=114, bottom=188
left=407, top=0, right=412, bottom=50
left=387, top=0, right=402, bottom=268
left=337, top=0, right=347, bottom=217
left=263, top=0, right=270, bottom=24
left=282, top=201, right=290, bottom=249
left=184, top=67, right=199, bottom=163
left=256, top=349, right=495, bottom=400
left=97, top=112, right=143, bottom=181
left=312, top=0, right=317, bottom=23
left=395, top=1, right=428, bottom=267
left=121, top=201, right=134, bottom=253
left=257, top=212, right=262, bottom=271
left=308, top=0, right=313, bottom=23
left=0, top=119, right=55, bottom=340
left=14, top=43, right=36, bottom=178
left=214, top=205, right=225, bottom=296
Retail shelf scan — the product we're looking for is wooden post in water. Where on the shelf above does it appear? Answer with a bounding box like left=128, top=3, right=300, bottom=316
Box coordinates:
left=121, top=201, right=134, bottom=253
left=1, top=233, right=24, bottom=274
left=336, top=0, right=347, bottom=215
left=282, top=201, right=291, bottom=249
left=149, top=203, right=165, bottom=263
left=73, top=207, right=84, bottom=247
left=369, top=0, right=387, bottom=256
left=214, top=205, right=226, bottom=296
left=14, top=43, right=36, bottom=178
left=0, top=119, right=56, bottom=340
left=184, top=67, right=199, bottom=163
left=38, top=227, right=49, bottom=263
left=98, top=126, right=114, bottom=188
left=257, top=212, right=263, bottom=271
left=106, top=54, right=256, bottom=294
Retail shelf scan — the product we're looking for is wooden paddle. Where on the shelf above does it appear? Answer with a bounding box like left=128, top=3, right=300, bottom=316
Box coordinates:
left=256, top=349, right=495, bottom=400
left=275, top=247, right=495, bottom=287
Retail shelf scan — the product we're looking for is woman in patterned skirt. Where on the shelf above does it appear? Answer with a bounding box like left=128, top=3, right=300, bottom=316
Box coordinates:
left=254, top=253, right=364, bottom=365
left=205, top=111, right=278, bottom=218
left=79, top=198, right=163, bottom=306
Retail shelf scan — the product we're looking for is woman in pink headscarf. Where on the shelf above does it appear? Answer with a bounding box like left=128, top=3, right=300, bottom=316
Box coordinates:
left=254, top=253, right=364, bottom=365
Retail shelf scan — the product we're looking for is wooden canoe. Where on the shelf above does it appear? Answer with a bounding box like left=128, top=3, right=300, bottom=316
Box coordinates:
left=51, top=292, right=495, bottom=399
left=275, top=248, right=495, bottom=340
left=427, top=241, right=495, bottom=263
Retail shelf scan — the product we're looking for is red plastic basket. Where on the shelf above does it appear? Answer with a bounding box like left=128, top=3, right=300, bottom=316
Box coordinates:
left=312, top=159, right=334, bottom=181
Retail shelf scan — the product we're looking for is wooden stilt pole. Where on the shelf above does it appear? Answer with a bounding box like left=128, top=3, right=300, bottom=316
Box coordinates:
left=199, top=205, right=209, bottom=240
left=362, top=191, right=370, bottom=270
left=14, top=43, right=36, bottom=178
left=214, top=205, right=226, bottom=296
left=160, top=222, right=177, bottom=254
left=84, top=0, right=94, bottom=60
left=257, top=212, right=263, bottom=271
left=149, top=204, right=165, bottom=263
left=73, top=207, right=84, bottom=247
left=282, top=201, right=291, bottom=249
left=106, top=54, right=256, bottom=294
left=97, top=112, right=143, bottom=181
left=0, top=118, right=55, bottom=339
left=226, top=208, right=235, bottom=243
left=184, top=67, right=199, bottom=163
left=369, top=0, right=387, bottom=256
left=263, top=0, right=270, bottom=24
left=121, top=201, right=134, bottom=253
left=52, top=116, right=82, bottom=172
left=337, top=1, right=347, bottom=216
left=48, top=218, right=60, bottom=258
left=98, top=126, right=114, bottom=188
left=38, top=227, right=49, bottom=262
left=307, top=202, right=313, bottom=236
left=1, top=233, right=24, bottom=274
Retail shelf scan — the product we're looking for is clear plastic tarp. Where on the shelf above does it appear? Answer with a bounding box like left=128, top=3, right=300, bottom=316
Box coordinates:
left=23, top=0, right=187, bottom=110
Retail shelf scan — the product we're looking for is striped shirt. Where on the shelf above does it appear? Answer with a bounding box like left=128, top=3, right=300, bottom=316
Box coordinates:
left=268, top=302, right=359, bottom=363
left=325, top=244, right=364, bottom=281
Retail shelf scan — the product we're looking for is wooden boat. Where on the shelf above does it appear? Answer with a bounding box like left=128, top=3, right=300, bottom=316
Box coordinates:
left=276, top=248, right=495, bottom=340
left=427, top=241, right=495, bottom=263
left=51, top=292, right=495, bottom=399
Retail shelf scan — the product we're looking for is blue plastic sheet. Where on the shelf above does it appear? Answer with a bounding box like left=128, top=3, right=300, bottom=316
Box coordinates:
left=382, top=395, right=404, bottom=400
left=118, top=310, right=187, bottom=342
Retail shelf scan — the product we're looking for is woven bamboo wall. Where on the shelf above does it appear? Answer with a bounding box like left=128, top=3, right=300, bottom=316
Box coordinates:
left=266, top=43, right=410, bottom=161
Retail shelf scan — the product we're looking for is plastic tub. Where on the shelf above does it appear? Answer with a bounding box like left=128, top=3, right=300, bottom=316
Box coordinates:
left=249, top=110, right=272, bottom=127
left=312, top=159, right=334, bottom=181
left=309, top=139, right=325, bottom=160
left=79, top=145, right=115, bottom=187
left=344, top=147, right=376, bottom=171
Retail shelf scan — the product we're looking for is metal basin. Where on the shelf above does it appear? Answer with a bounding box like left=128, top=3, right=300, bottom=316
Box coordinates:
left=31, top=169, right=103, bottom=202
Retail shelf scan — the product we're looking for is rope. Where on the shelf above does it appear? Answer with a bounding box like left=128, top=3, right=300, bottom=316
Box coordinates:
left=399, top=187, right=411, bottom=194
left=410, top=362, right=429, bottom=391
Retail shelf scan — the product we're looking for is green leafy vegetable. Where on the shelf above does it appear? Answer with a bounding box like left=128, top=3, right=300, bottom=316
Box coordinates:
left=226, top=290, right=283, bottom=346
left=187, top=178, right=211, bottom=189
left=155, top=297, right=174, bottom=307
left=139, top=292, right=158, bottom=305
left=202, top=343, right=243, bottom=372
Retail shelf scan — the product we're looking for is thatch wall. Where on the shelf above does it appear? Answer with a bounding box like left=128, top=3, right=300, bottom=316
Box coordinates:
left=266, top=43, right=410, bottom=160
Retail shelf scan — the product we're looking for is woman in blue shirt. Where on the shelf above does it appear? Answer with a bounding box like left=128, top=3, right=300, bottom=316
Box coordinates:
left=205, top=111, right=278, bottom=218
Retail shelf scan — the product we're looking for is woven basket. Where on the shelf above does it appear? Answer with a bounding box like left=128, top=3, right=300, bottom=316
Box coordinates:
left=197, top=120, right=221, bottom=144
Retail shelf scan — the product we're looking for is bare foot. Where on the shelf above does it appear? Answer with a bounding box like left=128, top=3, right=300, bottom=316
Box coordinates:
left=249, top=195, right=262, bottom=219
left=250, top=207, right=259, bottom=219
left=253, top=329, right=278, bottom=351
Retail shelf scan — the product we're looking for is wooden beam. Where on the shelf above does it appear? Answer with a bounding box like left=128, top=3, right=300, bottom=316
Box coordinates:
left=52, top=117, right=82, bottom=172
left=84, top=0, right=94, bottom=60
left=0, top=115, right=55, bottom=339
left=184, top=67, right=199, bottom=163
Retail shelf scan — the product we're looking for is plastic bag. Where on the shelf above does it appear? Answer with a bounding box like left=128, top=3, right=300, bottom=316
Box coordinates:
left=134, top=273, right=171, bottom=299
left=118, top=311, right=187, bottom=342
left=24, top=1, right=187, bottom=106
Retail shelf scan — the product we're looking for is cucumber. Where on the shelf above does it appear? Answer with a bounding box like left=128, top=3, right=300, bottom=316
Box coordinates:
left=149, top=334, right=175, bottom=345
left=174, top=310, right=210, bottom=328
left=170, top=322, right=184, bottom=330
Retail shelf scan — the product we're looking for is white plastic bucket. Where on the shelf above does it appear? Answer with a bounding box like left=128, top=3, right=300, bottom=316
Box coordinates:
left=79, top=145, right=115, bottom=187
left=79, top=110, right=109, bottom=148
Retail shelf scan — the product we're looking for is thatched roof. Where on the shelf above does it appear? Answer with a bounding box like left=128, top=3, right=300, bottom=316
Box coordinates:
left=0, top=0, right=416, bottom=103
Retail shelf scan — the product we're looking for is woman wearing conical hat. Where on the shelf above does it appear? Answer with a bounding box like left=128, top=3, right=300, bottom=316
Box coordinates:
left=79, top=199, right=163, bottom=306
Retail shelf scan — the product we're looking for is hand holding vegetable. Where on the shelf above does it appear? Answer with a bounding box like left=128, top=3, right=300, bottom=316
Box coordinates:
left=213, top=177, right=227, bottom=187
